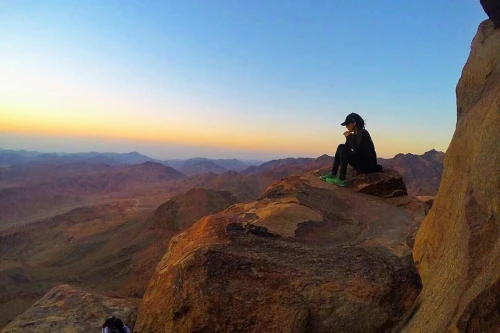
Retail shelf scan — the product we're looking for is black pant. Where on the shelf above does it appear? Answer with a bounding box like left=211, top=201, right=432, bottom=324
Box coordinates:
left=331, top=144, right=380, bottom=180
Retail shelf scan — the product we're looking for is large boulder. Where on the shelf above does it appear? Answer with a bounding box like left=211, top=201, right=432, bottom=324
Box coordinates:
left=401, top=18, right=500, bottom=333
left=1, top=284, right=138, bottom=333
left=135, top=173, right=421, bottom=333
left=350, top=168, right=408, bottom=198
left=314, top=167, right=408, bottom=199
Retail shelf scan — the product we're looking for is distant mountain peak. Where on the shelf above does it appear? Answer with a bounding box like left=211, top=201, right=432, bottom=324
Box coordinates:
left=316, top=154, right=333, bottom=162
left=140, top=161, right=164, bottom=167
left=422, top=149, right=444, bottom=156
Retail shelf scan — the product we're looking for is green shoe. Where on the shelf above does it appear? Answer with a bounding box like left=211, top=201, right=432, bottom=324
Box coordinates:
left=335, top=179, right=347, bottom=187
left=326, top=176, right=347, bottom=187
left=325, top=175, right=339, bottom=184
left=320, top=172, right=333, bottom=181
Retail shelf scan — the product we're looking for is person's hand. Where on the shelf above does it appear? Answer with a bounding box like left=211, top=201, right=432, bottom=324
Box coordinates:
left=343, top=131, right=353, bottom=137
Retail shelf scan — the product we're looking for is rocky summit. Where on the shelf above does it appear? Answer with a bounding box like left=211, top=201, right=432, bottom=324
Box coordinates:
left=135, top=172, right=421, bottom=333
left=401, top=13, right=500, bottom=333
left=1, top=284, right=138, bottom=333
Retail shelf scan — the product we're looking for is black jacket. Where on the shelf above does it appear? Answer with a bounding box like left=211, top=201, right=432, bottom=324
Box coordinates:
left=345, top=129, right=378, bottom=169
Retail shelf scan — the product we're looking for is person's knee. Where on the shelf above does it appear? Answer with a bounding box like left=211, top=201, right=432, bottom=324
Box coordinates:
left=339, top=144, right=351, bottom=156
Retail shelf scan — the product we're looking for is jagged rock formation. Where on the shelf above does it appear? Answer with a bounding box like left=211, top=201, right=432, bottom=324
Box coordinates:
left=135, top=173, right=421, bottom=332
left=0, top=284, right=138, bottom=333
left=481, top=0, right=500, bottom=27
left=402, top=17, right=500, bottom=333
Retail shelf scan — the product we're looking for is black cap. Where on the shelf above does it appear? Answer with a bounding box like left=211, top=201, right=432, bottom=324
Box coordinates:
left=341, top=113, right=362, bottom=126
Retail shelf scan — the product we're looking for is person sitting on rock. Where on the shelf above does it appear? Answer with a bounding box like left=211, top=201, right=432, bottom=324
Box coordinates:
left=320, top=112, right=382, bottom=186
left=101, top=316, right=131, bottom=333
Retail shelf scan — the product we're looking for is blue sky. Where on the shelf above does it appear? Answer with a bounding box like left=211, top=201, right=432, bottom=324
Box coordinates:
left=0, top=0, right=487, bottom=159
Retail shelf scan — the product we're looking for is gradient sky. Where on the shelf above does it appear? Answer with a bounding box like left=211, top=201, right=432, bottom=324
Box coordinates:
left=0, top=0, right=487, bottom=159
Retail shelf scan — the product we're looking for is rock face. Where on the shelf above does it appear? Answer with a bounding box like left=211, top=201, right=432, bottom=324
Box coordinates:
left=402, top=19, right=500, bottom=332
left=481, top=0, right=500, bottom=27
left=1, top=284, right=138, bottom=333
left=135, top=173, right=421, bottom=333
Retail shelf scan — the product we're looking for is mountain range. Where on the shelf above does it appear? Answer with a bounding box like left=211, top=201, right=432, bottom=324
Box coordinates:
left=0, top=149, right=263, bottom=174
left=378, top=149, right=445, bottom=196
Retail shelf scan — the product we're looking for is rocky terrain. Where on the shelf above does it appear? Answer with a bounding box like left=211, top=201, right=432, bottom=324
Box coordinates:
left=0, top=145, right=449, bottom=332
left=1, top=285, right=138, bottom=333
left=1, top=168, right=424, bottom=332
left=3, top=4, right=498, bottom=331
left=134, top=171, right=422, bottom=332
left=0, top=188, right=237, bottom=328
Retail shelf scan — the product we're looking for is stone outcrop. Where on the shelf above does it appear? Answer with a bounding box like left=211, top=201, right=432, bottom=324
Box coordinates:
left=401, top=18, right=500, bottom=333
left=349, top=168, right=408, bottom=198
left=481, top=0, right=500, bottom=27
left=135, top=173, right=421, bottom=333
left=315, top=167, right=408, bottom=199
left=1, top=284, right=138, bottom=333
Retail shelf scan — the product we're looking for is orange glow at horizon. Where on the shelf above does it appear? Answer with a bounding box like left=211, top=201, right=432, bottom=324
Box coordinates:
left=1, top=105, right=330, bottom=155
left=1, top=112, right=443, bottom=158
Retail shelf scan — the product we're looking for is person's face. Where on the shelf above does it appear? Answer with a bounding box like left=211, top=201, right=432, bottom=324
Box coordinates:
left=346, top=121, right=356, bottom=132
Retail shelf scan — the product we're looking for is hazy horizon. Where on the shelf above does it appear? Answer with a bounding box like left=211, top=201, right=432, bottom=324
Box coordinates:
left=1, top=135, right=444, bottom=162
left=1, top=1, right=486, bottom=160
